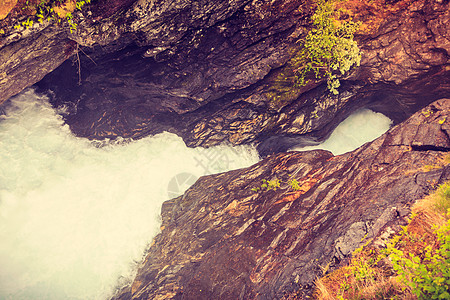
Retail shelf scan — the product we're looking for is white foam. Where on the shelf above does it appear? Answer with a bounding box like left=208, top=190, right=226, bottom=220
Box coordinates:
left=0, top=89, right=260, bottom=299
left=290, top=109, right=392, bottom=155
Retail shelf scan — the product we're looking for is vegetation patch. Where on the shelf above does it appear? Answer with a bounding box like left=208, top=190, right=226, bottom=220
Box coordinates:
left=293, top=0, right=361, bottom=95
left=314, top=181, right=450, bottom=300
left=251, top=175, right=301, bottom=193
left=1, top=0, right=92, bottom=33
left=386, top=214, right=450, bottom=299
left=265, top=0, right=361, bottom=108
left=315, top=247, right=407, bottom=299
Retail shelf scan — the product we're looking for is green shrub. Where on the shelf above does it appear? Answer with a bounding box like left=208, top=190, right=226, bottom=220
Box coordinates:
left=288, top=178, right=301, bottom=191
left=386, top=215, right=450, bottom=300
left=391, top=224, right=450, bottom=299
left=293, top=0, right=361, bottom=94
left=315, top=182, right=450, bottom=299
left=260, top=178, right=281, bottom=191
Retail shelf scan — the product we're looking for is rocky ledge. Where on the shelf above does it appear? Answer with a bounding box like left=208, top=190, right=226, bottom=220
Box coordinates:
left=113, top=98, right=450, bottom=299
left=1, top=0, right=449, bottom=154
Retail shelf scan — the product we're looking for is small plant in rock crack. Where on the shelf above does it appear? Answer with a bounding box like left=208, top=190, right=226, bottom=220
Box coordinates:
left=14, top=18, right=33, bottom=29
left=66, top=0, right=92, bottom=33
left=252, top=178, right=281, bottom=192
left=75, top=0, right=91, bottom=10
left=251, top=176, right=302, bottom=193
left=288, top=177, right=301, bottom=191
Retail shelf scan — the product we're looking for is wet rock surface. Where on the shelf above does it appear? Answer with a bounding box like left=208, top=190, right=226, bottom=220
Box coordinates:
left=1, top=0, right=448, bottom=152
left=112, top=99, right=450, bottom=299
left=35, top=0, right=307, bottom=149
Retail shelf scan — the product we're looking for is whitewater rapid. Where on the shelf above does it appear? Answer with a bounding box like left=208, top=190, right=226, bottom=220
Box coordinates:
left=290, top=109, right=392, bottom=155
left=0, top=89, right=259, bottom=299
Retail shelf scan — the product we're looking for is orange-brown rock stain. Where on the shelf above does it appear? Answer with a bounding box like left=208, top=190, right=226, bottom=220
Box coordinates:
left=275, top=172, right=323, bottom=204
left=131, top=279, right=143, bottom=295
left=335, top=0, right=418, bottom=35
left=225, top=194, right=257, bottom=217
left=0, top=0, right=17, bottom=20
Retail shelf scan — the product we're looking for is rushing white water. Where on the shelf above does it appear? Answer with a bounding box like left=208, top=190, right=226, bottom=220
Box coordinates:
left=0, top=89, right=260, bottom=300
left=0, top=89, right=392, bottom=299
left=290, top=109, right=392, bottom=155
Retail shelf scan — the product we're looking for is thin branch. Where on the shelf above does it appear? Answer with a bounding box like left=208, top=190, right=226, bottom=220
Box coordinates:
left=79, top=46, right=97, bottom=65
left=76, top=43, right=81, bottom=85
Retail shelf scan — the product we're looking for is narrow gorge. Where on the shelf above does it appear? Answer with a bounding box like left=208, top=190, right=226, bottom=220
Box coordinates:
left=0, top=0, right=449, bottom=299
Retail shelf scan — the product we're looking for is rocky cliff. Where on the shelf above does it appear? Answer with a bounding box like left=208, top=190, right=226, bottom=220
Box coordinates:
left=113, top=98, right=450, bottom=299
left=1, top=0, right=449, bottom=154
left=1, top=1, right=449, bottom=299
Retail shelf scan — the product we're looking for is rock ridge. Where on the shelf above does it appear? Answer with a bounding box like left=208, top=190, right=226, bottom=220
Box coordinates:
left=1, top=0, right=449, bottom=152
left=112, top=98, right=450, bottom=299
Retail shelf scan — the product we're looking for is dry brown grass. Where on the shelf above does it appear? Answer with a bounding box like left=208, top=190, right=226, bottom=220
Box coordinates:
left=314, top=247, right=415, bottom=300
left=314, top=180, right=450, bottom=300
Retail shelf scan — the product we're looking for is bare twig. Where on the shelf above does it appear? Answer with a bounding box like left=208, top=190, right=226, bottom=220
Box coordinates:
left=79, top=46, right=97, bottom=65
left=76, top=44, right=81, bottom=85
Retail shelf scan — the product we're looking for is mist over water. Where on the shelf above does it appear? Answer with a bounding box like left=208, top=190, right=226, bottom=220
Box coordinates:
left=0, top=89, right=259, bottom=299
left=290, top=109, right=392, bottom=155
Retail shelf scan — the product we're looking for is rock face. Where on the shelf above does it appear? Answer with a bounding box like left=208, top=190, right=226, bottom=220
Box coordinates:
left=113, top=99, right=450, bottom=299
left=1, top=0, right=449, bottom=153
left=1, top=2, right=449, bottom=297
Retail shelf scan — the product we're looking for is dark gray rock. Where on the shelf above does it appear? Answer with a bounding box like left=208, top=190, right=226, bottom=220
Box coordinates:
left=113, top=99, right=450, bottom=299
left=1, top=0, right=448, bottom=154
